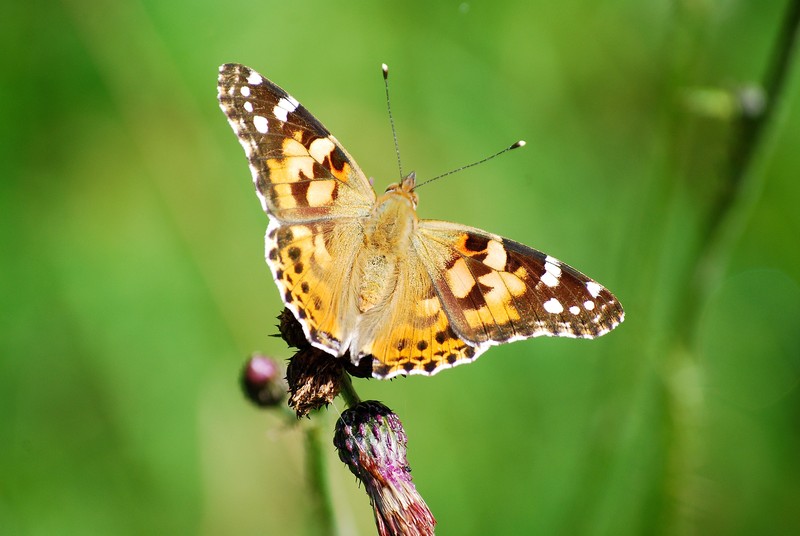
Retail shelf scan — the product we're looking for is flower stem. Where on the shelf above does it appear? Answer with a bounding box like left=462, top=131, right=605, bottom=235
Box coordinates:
left=302, top=371, right=363, bottom=535
left=305, top=419, right=337, bottom=536
left=339, top=371, right=362, bottom=409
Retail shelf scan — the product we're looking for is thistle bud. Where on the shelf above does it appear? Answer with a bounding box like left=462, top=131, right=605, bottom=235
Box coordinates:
left=240, top=354, right=285, bottom=407
left=334, top=401, right=435, bottom=536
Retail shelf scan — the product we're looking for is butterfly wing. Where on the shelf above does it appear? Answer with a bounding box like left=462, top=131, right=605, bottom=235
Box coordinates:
left=218, top=63, right=374, bottom=353
left=217, top=63, right=376, bottom=222
left=264, top=218, right=364, bottom=354
left=357, top=221, right=623, bottom=379
left=349, top=248, right=478, bottom=379
left=418, top=220, right=624, bottom=344
left=218, top=63, right=625, bottom=378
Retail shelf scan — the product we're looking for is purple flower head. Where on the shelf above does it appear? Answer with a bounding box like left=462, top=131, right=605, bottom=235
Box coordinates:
left=334, top=401, right=435, bottom=536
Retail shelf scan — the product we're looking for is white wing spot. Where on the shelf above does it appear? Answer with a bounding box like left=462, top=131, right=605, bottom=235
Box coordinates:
left=253, top=115, right=269, bottom=134
left=447, top=258, right=476, bottom=299
left=544, top=259, right=562, bottom=278
left=586, top=281, right=602, bottom=298
left=284, top=95, right=300, bottom=110
left=541, top=257, right=562, bottom=287
left=584, top=300, right=595, bottom=311
left=273, top=105, right=288, bottom=122
left=569, top=305, right=580, bottom=315
left=306, top=180, right=336, bottom=206
left=278, top=96, right=299, bottom=113
left=246, top=71, right=263, bottom=85
left=240, top=86, right=251, bottom=97
left=276, top=98, right=291, bottom=111
left=541, top=272, right=559, bottom=288
left=543, top=298, right=563, bottom=314
left=244, top=101, right=253, bottom=113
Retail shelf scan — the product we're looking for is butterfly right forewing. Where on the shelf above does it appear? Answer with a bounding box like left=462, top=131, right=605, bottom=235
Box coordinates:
left=217, top=63, right=375, bottom=223
left=218, top=63, right=375, bottom=355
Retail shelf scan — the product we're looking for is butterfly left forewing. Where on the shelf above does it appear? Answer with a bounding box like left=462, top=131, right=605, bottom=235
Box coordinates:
left=416, top=221, right=624, bottom=350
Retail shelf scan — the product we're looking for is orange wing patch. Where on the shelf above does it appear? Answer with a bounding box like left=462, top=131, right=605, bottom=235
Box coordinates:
left=265, top=219, right=363, bottom=354
left=353, top=254, right=481, bottom=379
left=217, top=63, right=374, bottom=224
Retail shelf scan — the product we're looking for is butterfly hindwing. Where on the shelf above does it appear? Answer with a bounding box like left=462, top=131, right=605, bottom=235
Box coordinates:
left=347, top=248, right=478, bottom=378
left=265, top=218, right=365, bottom=354
left=217, top=63, right=375, bottom=222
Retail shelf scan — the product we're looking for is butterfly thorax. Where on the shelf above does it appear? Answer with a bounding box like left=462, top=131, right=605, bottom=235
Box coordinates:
left=356, top=174, right=419, bottom=313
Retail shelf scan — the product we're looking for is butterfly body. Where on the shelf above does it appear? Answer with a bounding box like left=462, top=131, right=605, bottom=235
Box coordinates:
left=218, top=63, right=624, bottom=379
left=356, top=174, right=417, bottom=306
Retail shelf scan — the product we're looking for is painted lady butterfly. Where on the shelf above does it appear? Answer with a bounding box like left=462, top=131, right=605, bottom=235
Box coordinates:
left=218, top=63, right=624, bottom=379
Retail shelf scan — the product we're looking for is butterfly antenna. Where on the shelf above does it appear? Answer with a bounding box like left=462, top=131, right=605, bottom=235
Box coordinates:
left=382, top=63, right=404, bottom=179
left=412, top=140, right=526, bottom=191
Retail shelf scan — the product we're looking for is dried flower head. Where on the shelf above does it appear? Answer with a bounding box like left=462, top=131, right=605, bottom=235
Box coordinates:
left=334, top=401, right=435, bottom=536
left=285, top=346, right=343, bottom=417
left=276, top=308, right=309, bottom=349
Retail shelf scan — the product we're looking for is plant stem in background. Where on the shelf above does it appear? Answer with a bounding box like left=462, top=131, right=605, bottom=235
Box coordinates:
left=727, top=0, right=800, bottom=195
left=302, top=370, right=363, bottom=535
left=305, top=420, right=337, bottom=536
left=687, top=0, right=800, bottom=336
left=665, top=2, right=800, bottom=534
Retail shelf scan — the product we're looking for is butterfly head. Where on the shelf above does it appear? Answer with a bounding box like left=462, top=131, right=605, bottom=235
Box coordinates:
left=383, top=172, right=419, bottom=209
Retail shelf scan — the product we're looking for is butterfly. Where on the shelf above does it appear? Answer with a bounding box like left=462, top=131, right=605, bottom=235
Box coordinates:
left=217, top=63, right=624, bottom=380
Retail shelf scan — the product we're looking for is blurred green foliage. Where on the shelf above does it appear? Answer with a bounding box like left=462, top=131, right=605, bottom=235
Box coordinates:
left=2, top=1, right=799, bottom=535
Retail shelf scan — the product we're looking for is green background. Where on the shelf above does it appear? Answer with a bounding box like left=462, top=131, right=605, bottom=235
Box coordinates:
left=3, top=1, right=799, bottom=535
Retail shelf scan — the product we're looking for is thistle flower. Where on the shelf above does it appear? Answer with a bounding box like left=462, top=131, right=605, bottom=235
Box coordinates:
left=334, top=401, right=436, bottom=536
